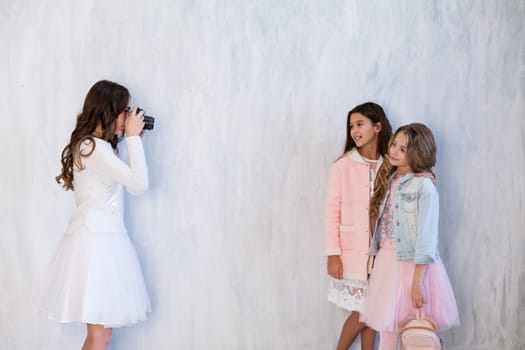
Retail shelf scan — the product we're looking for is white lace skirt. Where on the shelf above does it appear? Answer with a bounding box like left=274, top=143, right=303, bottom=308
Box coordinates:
left=41, top=229, right=151, bottom=328
left=327, top=277, right=368, bottom=313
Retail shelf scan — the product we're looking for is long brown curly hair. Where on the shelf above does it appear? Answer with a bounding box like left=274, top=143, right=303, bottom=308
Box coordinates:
left=370, top=123, right=437, bottom=223
left=55, top=80, right=130, bottom=191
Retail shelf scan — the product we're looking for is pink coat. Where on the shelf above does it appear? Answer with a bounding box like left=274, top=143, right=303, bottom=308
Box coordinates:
left=324, top=149, right=382, bottom=281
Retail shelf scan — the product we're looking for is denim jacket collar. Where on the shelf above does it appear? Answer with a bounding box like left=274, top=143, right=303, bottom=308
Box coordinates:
left=388, top=171, right=416, bottom=186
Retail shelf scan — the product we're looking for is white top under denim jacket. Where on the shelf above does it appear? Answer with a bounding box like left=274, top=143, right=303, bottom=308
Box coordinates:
left=368, top=172, right=439, bottom=264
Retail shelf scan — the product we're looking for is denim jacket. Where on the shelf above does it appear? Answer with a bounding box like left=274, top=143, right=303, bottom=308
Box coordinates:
left=368, top=172, right=440, bottom=264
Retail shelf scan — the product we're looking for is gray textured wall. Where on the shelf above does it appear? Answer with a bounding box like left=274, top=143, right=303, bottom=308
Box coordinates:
left=1, top=1, right=524, bottom=349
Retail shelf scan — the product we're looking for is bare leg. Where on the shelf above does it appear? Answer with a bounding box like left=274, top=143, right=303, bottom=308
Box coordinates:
left=378, top=332, right=399, bottom=350
left=360, top=326, right=376, bottom=350
left=81, top=324, right=112, bottom=350
left=336, top=312, right=366, bottom=350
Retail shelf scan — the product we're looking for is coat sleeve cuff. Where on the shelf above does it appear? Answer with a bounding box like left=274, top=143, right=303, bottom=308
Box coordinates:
left=325, top=247, right=342, bottom=256
left=414, top=254, right=435, bottom=264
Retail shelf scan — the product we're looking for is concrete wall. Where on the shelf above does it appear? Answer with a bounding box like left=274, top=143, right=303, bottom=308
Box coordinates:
left=1, top=1, right=523, bottom=349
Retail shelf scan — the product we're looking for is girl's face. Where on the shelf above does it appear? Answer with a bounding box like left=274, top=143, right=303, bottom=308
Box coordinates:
left=389, top=132, right=412, bottom=175
left=114, top=101, right=131, bottom=138
left=349, top=113, right=381, bottom=150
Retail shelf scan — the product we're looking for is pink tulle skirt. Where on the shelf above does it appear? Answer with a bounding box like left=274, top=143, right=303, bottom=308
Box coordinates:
left=360, top=246, right=459, bottom=332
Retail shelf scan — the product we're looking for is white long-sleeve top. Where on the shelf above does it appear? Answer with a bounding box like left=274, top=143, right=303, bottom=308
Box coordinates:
left=66, top=136, right=148, bottom=234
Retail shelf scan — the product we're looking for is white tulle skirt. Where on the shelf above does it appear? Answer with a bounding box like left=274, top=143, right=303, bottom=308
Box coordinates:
left=41, top=229, right=151, bottom=328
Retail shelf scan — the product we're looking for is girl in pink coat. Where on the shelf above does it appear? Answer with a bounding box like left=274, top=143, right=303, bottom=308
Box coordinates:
left=325, top=102, right=392, bottom=350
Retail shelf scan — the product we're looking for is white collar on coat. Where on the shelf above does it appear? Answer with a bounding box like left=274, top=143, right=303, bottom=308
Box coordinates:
left=347, top=148, right=384, bottom=168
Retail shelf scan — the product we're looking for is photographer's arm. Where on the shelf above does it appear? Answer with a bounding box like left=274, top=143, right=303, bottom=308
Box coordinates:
left=84, top=139, right=148, bottom=195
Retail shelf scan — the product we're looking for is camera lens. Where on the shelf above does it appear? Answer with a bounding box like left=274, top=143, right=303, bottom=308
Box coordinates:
left=143, top=116, right=155, bottom=130
left=135, top=107, right=155, bottom=130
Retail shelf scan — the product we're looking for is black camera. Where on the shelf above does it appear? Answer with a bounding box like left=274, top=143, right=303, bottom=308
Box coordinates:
left=136, top=108, right=155, bottom=130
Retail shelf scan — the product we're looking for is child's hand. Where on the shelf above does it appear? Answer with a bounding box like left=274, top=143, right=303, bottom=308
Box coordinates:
left=411, top=280, right=426, bottom=308
left=125, top=107, right=145, bottom=137
left=327, top=256, right=343, bottom=279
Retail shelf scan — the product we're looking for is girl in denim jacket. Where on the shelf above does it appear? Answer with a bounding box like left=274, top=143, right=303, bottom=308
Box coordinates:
left=360, top=123, right=459, bottom=350
left=324, top=102, right=392, bottom=350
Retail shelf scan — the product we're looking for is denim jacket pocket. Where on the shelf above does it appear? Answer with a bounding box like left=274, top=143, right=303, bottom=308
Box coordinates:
left=400, top=193, right=418, bottom=241
left=401, top=192, right=418, bottom=213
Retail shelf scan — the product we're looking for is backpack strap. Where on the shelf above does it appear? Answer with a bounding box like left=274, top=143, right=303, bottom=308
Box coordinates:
left=417, top=308, right=439, bottom=331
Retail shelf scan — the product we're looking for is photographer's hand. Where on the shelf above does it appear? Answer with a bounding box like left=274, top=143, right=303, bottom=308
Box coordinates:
left=125, top=107, right=145, bottom=137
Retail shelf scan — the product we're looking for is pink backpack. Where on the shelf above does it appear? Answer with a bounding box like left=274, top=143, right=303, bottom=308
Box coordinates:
left=400, top=309, right=442, bottom=350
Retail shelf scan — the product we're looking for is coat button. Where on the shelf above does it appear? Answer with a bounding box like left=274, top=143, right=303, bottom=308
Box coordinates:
left=396, top=222, right=400, bottom=226
left=395, top=205, right=398, bottom=209
left=397, top=238, right=400, bottom=242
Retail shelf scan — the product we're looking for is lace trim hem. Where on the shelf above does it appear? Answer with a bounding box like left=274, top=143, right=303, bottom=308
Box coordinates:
left=327, top=277, right=368, bottom=312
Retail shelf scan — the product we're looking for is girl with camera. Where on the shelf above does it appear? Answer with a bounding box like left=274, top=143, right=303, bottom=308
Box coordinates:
left=42, top=80, right=151, bottom=350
